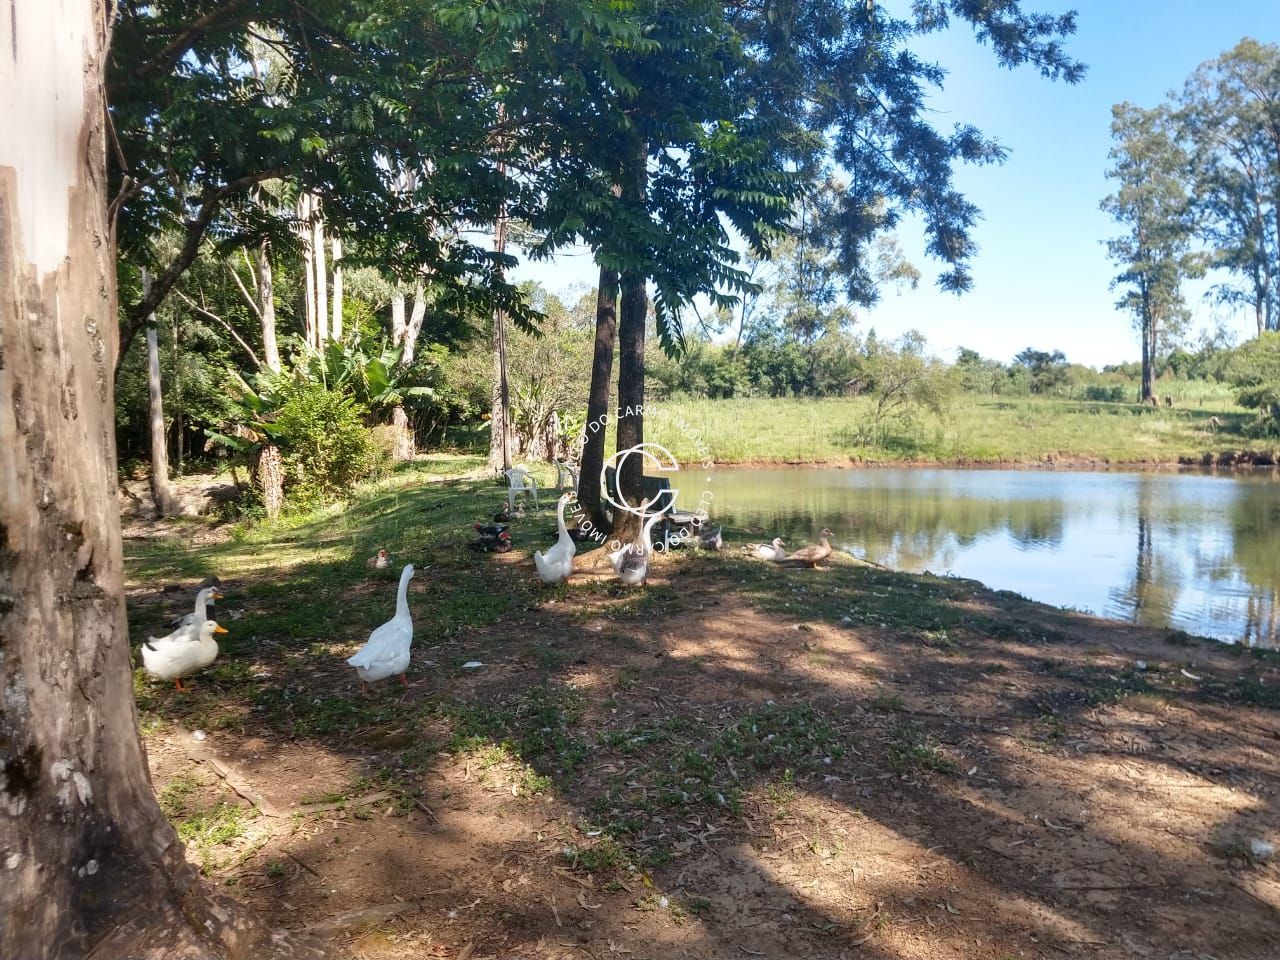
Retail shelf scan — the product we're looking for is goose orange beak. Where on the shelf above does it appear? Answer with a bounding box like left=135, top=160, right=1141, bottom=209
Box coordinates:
left=212, top=591, right=225, bottom=600
left=214, top=625, right=229, bottom=634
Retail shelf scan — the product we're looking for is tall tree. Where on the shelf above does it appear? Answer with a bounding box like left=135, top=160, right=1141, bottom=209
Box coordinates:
left=1177, top=39, right=1280, bottom=336
left=533, top=0, right=1084, bottom=525
left=142, top=268, right=180, bottom=516
left=0, top=3, right=325, bottom=955
left=1102, top=103, right=1201, bottom=402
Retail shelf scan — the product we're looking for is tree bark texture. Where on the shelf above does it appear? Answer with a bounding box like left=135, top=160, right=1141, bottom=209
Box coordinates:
left=612, top=140, right=648, bottom=545
left=389, top=406, right=414, bottom=462
left=254, top=444, right=285, bottom=518
left=576, top=267, right=619, bottom=526
left=0, top=6, right=326, bottom=956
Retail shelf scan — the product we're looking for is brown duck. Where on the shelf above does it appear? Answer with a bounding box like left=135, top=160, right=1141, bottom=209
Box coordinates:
left=788, top=529, right=834, bottom=569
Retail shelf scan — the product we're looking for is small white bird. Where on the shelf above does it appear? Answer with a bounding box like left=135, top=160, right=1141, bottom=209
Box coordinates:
left=347, top=564, right=415, bottom=695
left=366, top=549, right=390, bottom=569
left=141, top=619, right=227, bottom=691
left=750, top=538, right=787, bottom=562
left=534, top=494, right=576, bottom=585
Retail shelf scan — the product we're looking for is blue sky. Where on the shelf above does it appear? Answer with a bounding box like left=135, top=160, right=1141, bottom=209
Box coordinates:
left=512, top=2, right=1280, bottom=368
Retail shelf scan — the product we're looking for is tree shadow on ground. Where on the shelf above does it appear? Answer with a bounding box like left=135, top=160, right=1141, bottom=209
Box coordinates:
left=126, top=469, right=1280, bottom=960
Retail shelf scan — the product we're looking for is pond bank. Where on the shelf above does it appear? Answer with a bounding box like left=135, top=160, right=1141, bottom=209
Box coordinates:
left=124, top=458, right=1280, bottom=960
left=704, top=451, right=1280, bottom=469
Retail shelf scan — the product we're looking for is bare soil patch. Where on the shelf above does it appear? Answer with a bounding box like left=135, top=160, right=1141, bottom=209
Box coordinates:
left=135, top=508, right=1280, bottom=959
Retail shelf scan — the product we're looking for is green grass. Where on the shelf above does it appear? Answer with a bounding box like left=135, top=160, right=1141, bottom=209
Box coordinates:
left=650, top=392, right=1252, bottom=465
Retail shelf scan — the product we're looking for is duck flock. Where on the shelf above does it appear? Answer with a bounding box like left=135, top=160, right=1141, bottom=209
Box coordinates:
left=139, top=488, right=836, bottom=695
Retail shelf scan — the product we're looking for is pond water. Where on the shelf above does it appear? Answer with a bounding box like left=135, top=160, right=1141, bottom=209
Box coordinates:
left=703, top=466, right=1280, bottom=648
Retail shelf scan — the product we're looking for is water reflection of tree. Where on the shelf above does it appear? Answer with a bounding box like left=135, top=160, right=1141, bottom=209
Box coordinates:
left=1107, top=475, right=1182, bottom=631
left=713, top=470, right=1065, bottom=569
left=1229, top=483, right=1280, bottom=648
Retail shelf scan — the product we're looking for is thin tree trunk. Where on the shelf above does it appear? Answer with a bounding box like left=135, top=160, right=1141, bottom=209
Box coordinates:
left=489, top=310, right=512, bottom=472
left=404, top=283, right=427, bottom=365
left=1142, top=317, right=1157, bottom=403
left=577, top=266, right=619, bottom=525
left=391, top=292, right=407, bottom=346
left=330, top=236, right=343, bottom=342
left=258, top=240, right=281, bottom=372
left=312, top=203, right=327, bottom=346
left=0, top=5, right=328, bottom=956
left=489, top=194, right=512, bottom=472
left=142, top=269, right=179, bottom=517
left=390, top=287, right=423, bottom=460
left=298, top=193, right=317, bottom=348
left=172, top=314, right=183, bottom=475
left=613, top=139, right=649, bottom=545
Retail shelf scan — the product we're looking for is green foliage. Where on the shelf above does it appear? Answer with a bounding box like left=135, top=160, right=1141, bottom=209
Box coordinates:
left=1176, top=39, right=1280, bottom=335
left=1014, top=348, right=1071, bottom=396
left=1227, top=333, right=1280, bottom=431
left=857, top=332, right=952, bottom=446
left=297, top=337, right=434, bottom=414
left=1082, top=385, right=1128, bottom=403
left=273, top=382, right=381, bottom=506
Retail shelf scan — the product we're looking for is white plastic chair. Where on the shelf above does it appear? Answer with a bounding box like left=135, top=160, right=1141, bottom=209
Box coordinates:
left=553, top=459, right=579, bottom=495
left=504, top=467, right=539, bottom=510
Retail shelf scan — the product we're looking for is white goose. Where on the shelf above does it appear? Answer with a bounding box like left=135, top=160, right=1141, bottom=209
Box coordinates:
left=172, top=585, right=224, bottom=632
left=534, top=494, right=576, bottom=585
left=347, top=563, right=415, bottom=695
left=141, top=619, right=227, bottom=691
left=751, top=538, right=787, bottom=562
left=618, top=511, right=664, bottom=587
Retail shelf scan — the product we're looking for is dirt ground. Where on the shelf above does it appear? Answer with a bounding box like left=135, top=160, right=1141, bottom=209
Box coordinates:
left=134, top=510, right=1280, bottom=959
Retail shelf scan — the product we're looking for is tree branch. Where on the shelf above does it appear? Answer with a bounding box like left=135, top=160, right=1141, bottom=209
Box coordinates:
left=227, top=254, right=263, bottom=319
left=172, top=288, right=264, bottom=370
left=117, top=169, right=286, bottom=370
left=123, top=0, right=253, bottom=86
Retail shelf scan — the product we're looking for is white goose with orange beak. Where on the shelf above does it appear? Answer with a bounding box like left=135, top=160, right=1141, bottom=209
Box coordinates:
left=141, top=619, right=227, bottom=691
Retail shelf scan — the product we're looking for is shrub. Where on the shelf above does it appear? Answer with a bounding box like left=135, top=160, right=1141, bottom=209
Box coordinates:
left=273, top=382, right=378, bottom=506
left=1082, top=384, right=1128, bottom=403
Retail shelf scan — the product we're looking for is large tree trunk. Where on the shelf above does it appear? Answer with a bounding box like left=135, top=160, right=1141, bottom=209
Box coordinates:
left=0, top=6, right=326, bottom=956
left=257, top=241, right=281, bottom=372
left=576, top=266, right=619, bottom=526
left=142, top=270, right=179, bottom=517
left=389, top=407, right=415, bottom=462
left=612, top=141, right=648, bottom=545
left=254, top=443, right=285, bottom=518
left=330, top=236, right=343, bottom=343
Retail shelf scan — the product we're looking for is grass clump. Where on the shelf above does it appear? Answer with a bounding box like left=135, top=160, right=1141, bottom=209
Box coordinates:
left=886, top=721, right=954, bottom=776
